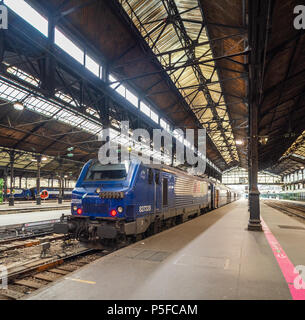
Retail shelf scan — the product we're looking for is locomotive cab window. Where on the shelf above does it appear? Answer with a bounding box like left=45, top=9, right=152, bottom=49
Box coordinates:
left=85, top=160, right=130, bottom=181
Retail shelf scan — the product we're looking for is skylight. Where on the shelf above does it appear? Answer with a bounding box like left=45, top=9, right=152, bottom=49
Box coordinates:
left=0, top=78, right=102, bottom=135
left=55, top=28, right=84, bottom=65
left=150, top=109, right=159, bottom=124
left=120, top=0, right=240, bottom=165
left=5, top=0, right=48, bottom=37
left=126, top=89, right=138, bottom=108
left=140, top=101, right=150, bottom=117
left=6, top=65, right=40, bottom=87
left=160, top=119, right=170, bottom=132
left=85, top=54, right=100, bottom=77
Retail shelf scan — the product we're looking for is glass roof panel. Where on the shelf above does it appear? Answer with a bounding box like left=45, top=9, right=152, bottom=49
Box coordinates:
left=120, top=0, right=239, bottom=164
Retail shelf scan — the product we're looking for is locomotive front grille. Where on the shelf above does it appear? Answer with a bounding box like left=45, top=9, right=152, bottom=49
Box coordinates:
left=99, top=192, right=124, bottom=199
left=83, top=201, right=109, bottom=215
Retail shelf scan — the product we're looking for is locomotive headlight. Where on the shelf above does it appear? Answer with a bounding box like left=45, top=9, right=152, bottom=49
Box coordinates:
left=73, top=205, right=77, bottom=211
left=117, top=206, right=124, bottom=213
left=96, top=187, right=101, bottom=194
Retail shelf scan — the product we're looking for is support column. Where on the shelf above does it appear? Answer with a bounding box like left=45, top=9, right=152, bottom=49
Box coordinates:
left=36, top=155, right=41, bottom=205
left=9, top=152, right=14, bottom=206
left=3, top=169, right=7, bottom=202
left=248, top=147, right=261, bottom=229
left=247, top=78, right=262, bottom=231
left=58, top=162, right=63, bottom=204
left=246, top=0, right=268, bottom=231
left=41, top=13, right=56, bottom=97
left=62, top=176, right=65, bottom=200
left=0, top=170, right=3, bottom=204
left=58, top=175, right=62, bottom=204
left=0, top=15, right=5, bottom=64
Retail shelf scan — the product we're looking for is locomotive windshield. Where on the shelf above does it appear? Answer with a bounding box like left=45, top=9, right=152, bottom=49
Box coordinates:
left=84, top=161, right=130, bottom=181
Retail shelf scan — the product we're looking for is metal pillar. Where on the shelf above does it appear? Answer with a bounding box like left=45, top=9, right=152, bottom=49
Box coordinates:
left=62, top=176, right=65, bottom=200
left=58, top=177, right=63, bottom=204
left=41, top=13, right=56, bottom=97
left=58, top=167, right=63, bottom=204
left=3, top=169, right=7, bottom=202
left=36, top=155, right=41, bottom=205
left=9, top=152, right=14, bottom=206
left=248, top=103, right=262, bottom=231
left=247, top=0, right=268, bottom=231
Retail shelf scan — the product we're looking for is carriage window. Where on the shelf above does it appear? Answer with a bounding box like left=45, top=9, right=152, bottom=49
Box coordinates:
left=148, top=169, right=153, bottom=184
left=155, top=171, right=160, bottom=184
left=163, top=178, right=168, bottom=206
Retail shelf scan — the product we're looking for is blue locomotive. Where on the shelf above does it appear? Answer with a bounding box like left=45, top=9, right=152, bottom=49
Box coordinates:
left=54, top=159, right=238, bottom=248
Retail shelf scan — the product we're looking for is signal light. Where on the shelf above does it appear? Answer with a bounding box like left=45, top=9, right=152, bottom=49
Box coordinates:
left=110, top=209, right=117, bottom=217
left=77, top=208, right=83, bottom=215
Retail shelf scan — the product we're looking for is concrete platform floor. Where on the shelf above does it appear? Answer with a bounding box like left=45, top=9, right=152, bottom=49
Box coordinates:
left=0, top=209, right=70, bottom=226
left=0, top=201, right=70, bottom=215
left=263, top=198, right=305, bottom=206
left=27, top=200, right=305, bottom=300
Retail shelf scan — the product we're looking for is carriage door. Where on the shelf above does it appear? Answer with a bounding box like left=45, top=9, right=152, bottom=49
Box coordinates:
left=155, top=170, right=162, bottom=213
left=209, top=184, right=214, bottom=209
left=162, top=177, right=168, bottom=207
left=215, top=189, right=219, bottom=208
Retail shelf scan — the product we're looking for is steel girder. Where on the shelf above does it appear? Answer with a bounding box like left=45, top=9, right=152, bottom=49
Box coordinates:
left=0, top=8, right=222, bottom=179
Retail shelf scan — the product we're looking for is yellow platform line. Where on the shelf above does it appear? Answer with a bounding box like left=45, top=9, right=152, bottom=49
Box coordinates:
left=64, top=277, right=96, bottom=285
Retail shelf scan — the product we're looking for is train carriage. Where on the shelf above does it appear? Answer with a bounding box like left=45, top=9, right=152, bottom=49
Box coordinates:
left=29, top=187, right=73, bottom=200
left=5, top=188, right=32, bottom=200
left=54, top=159, right=238, bottom=248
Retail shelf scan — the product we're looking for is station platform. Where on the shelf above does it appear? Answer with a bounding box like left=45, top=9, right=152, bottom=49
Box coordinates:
left=27, top=200, right=305, bottom=300
left=0, top=208, right=71, bottom=227
left=263, top=198, right=305, bottom=206
left=0, top=201, right=70, bottom=215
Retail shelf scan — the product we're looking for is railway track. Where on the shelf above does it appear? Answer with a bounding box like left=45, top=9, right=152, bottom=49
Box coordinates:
left=0, top=207, right=218, bottom=300
left=0, top=234, right=65, bottom=253
left=0, top=240, right=106, bottom=300
left=263, top=200, right=305, bottom=220
left=0, top=219, right=107, bottom=300
left=0, top=218, right=65, bottom=242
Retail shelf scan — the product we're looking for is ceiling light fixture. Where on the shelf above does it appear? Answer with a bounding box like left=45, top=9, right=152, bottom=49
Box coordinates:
left=235, top=140, right=243, bottom=145
left=13, top=101, right=24, bottom=110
